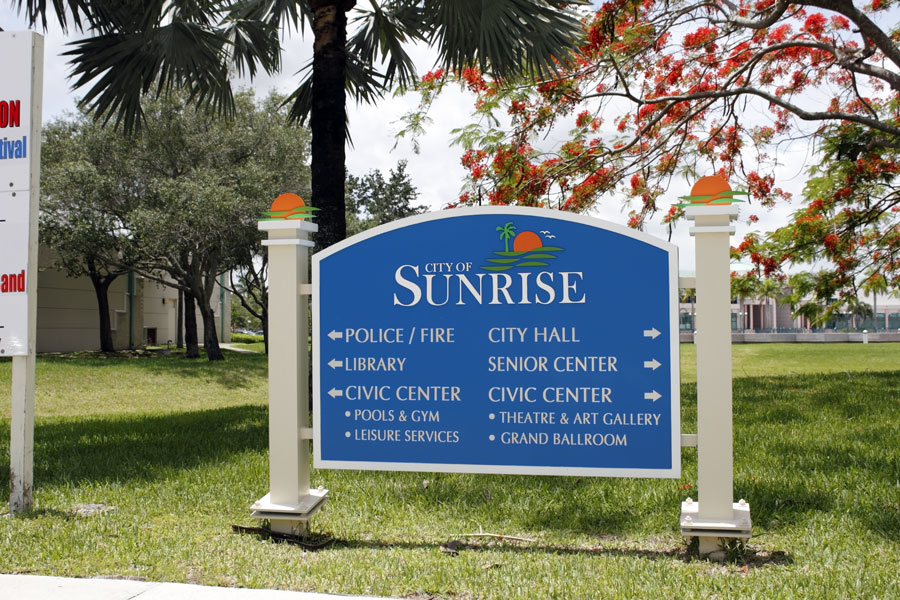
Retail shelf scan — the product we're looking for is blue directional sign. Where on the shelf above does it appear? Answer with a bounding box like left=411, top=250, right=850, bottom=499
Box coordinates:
left=313, top=207, right=680, bottom=477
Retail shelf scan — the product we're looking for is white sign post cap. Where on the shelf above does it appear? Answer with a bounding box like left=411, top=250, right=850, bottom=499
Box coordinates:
left=258, top=220, right=319, bottom=233
left=684, top=204, right=741, bottom=219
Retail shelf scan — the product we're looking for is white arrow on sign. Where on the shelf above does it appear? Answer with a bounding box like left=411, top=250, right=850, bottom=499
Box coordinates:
left=327, top=330, right=343, bottom=341
left=643, top=359, right=661, bottom=370
left=643, top=327, right=660, bottom=339
left=328, top=388, right=343, bottom=398
left=328, top=358, right=343, bottom=369
left=644, top=390, right=661, bottom=402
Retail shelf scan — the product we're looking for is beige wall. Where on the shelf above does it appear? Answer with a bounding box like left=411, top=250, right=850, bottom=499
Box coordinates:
left=36, top=249, right=230, bottom=352
left=142, top=276, right=232, bottom=346
left=142, top=279, right=178, bottom=345
left=36, top=261, right=143, bottom=353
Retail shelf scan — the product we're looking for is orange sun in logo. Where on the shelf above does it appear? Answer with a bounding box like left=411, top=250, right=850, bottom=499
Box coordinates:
left=677, top=175, right=748, bottom=206
left=263, top=193, right=318, bottom=220
left=690, top=176, right=733, bottom=203
left=271, top=193, right=305, bottom=214
left=512, top=231, right=543, bottom=252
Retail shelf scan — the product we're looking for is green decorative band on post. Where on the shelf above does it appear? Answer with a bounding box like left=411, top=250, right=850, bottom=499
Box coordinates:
left=675, top=175, right=748, bottom=208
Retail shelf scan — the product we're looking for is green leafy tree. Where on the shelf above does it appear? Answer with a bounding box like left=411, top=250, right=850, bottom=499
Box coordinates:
left=231, top=280, right=264, bottom=332
left=345, top=160, right=423, bottom=236
left=19, top=0, right=585, bottom=252
left=41, top=91, right=310, bottom=360
left=40, top=117, right=142, bottom=352
left=123, top=91, right=310, bottom=360
left=228, top=255, right=271, bottom=352
left=758, top=123, right=900, bottom=324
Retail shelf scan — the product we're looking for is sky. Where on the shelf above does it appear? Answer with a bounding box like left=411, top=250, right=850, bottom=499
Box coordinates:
left=0, top=7, right=809, bottom=272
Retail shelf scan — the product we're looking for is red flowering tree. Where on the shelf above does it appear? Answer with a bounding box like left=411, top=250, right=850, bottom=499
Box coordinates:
left=757, top=122, right=900, bottom=322
left=406, top=0, right=900, bottom=319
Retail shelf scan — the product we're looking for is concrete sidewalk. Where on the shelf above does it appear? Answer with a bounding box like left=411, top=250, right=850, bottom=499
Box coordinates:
left=0, top=574, right=393, bottom=600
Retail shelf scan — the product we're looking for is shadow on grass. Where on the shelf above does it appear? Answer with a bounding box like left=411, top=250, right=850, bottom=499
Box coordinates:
left=3, top=367, right=896, bottom=545
left=326, top=536, right=792, bottom=569
left=0, top=405, right=267, bottom=494
left=734, top=479, right=835, bottom=528
left=732, top=370, right=900, bottom=542
left=383, top=471, right=664, bottom=535
left=866, top=505, right=900, bottom=541
left=3, top=507, right=73, bottom=520
left=36, top=350, right=268, bottom=390
left=733, top=371, right=900, bottom=419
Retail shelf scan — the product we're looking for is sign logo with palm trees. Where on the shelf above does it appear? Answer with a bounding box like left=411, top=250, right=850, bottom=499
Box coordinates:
left=481, top=221, right=563, bottom=272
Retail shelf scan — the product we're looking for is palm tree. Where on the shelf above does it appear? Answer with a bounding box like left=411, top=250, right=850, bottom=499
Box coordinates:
left=757, top=278, right=783, bottom=332
left=497, top=222, right=516, bottom=252
left=730, top=274, right=757, bottom=332
left=679, top=286, right=696, bottom=330
left=19, top=0, right=584, bottom=251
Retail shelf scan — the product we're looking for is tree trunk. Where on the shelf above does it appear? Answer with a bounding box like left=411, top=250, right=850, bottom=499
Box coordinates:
left=87, top=263, right=118, bottom=353
left=198, top=300, right=225, bottom=361
left=310, top=0, right=355, bottom=251
left=184, top=292, right=200, bottom=358
left=176, top=288, right=184, bottom=349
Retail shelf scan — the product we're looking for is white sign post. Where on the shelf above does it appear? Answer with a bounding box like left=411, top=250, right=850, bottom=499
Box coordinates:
left=1, top=31, right=43, bottom=514
left=680, top=203, right=751, bottom=554
left=251, top=220, right=327, bottom=535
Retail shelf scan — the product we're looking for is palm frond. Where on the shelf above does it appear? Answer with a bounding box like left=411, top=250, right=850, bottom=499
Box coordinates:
left=426, top=0, right=585, bottom=80
left=221, top=12, right=282, bottom=78
left=64, top=22, right=234, bottom=133
left=348, top=0, right=427, bottom=90
left=14, top=0, right=92, bottom=32
left=224, top=0, right=312, bottom=36
left=285, top=53, right=386, bottom=127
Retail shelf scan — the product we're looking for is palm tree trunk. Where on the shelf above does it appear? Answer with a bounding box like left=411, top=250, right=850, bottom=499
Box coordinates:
left=310, top=0, right=356, bottom=251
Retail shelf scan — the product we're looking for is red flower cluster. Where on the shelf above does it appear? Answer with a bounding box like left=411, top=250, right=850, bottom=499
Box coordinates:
left=683, top=26, right=718, bottom=50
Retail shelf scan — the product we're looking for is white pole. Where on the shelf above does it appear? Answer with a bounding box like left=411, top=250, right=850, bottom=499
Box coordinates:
left=251, top=220, right=326, bottom=535
left=7, top=32, right=43, bottom=514
left=9, top=355, right=35, bottom=513
left=682, top=204, right=749, bottom=555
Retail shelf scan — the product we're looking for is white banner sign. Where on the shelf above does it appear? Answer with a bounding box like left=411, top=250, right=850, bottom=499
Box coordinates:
left=0, top=31, right=41, bottom=356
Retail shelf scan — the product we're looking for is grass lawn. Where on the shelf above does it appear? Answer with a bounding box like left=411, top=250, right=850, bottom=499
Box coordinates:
left=0, top=344, right=898, bottom=598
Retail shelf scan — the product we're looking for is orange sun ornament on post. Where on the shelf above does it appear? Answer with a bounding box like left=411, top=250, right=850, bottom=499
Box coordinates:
left=261, top=193, right=319, bottom=221
left=676, top=175, right=748, bottom=207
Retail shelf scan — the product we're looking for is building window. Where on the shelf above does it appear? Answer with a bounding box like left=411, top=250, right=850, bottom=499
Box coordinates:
left=889, top=313, right=900, bottom=330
